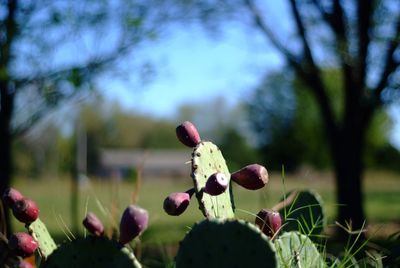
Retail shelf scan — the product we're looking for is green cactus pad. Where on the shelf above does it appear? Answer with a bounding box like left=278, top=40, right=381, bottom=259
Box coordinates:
left=176, top=219, right=277, bottom=268
left=275, top=190, right=325, bottom=237
left=274, top=231, right=325, bottom=268
left=191, top=141, right=234, bottom=219
left=41, top=236, right=140, bottom=268
left=27, top=218, right=57, bottom=259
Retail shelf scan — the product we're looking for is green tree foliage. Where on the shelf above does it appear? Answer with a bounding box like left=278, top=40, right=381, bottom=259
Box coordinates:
left=218, top=127, right=260, bottom=172
left=248, top=70, right=399, bottom=171
left=77, top=99, right=181, bottom=174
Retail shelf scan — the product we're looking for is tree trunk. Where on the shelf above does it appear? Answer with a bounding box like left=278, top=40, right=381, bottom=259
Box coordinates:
left=0, top=87, right=14, bottom=236
left=331, top=125, right=366, bottom=240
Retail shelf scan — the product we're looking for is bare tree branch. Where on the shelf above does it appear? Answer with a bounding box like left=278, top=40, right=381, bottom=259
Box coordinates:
left=11, top=42, right=132, bottom=137
left=244, top=0, right=339, bottom=140
left=311, top=0, right=347, bottom=43
left=373, top=15, right=400, bottom=102
left=311, top=0, right=355, bottom=93
left=357, top=0, right=373, bottom=88
left=243, top=0, right=299, bottom=66
left=288, top=0, right=315, bottom=66
left=12, top=90, right=83, bottom=137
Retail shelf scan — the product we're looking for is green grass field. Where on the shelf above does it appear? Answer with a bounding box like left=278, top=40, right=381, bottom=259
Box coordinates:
left=10, top=170, right=400, bottom=246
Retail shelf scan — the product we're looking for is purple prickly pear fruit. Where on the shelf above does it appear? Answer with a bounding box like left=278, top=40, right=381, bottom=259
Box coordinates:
left=119, top=205, right=149, bottom=244
left=204, top=172, right=229, bottom=196
left=12, top=198, right=39, bottom=224
left=176, top=121, right=201, bottom=147
left=18, top=260, right=34, bottom=268
left=255, top=209, right=282, bottom=237
left=9, top=232, right=38, bottom=257
left=163, top=188, right=195, bottom=216
left=83, top=212, right=104, bottom=236
left=231, top=164, right=269, bottom=190
left=2, top=188, right=24, bottom=207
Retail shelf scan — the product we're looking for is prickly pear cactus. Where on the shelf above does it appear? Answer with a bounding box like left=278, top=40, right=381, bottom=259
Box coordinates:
left=274, top=231, right=325, bottom=268
left=191, top=142, right=234, bottom=219
left=27, top=218, right=57, bottom=259
left=274, top=190, right=325, bottom=237
left=176, top=219, right=277, bottom=268
left=41, top=236, right=140, bottom=268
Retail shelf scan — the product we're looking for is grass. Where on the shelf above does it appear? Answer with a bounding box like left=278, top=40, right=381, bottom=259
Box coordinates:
left=6, top=170, right=399, bottom=267
left=10, top=170, right=400, bottom=245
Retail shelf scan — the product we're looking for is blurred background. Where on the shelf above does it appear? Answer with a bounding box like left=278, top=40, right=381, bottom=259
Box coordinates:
left=1, top=0, right=399, bottom=266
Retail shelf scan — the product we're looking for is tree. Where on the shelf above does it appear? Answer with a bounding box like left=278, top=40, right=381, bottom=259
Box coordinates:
left=0, top=0, right=174, bottom=235
left=248, top=69, right=396, bottom=172
left=183, top=0, right=400, bottom=235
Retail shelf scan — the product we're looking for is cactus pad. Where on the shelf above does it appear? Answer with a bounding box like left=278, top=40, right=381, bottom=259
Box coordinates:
left=275, top=190, right=325, bottom=237
left=175, top=219, right=277, bottom=268
left=27, top=218, right=57, bottom=259
left=274, top=231, right=325, bottom=268
left=41, top=236, right=140, bottom=268
left=191, top=141, right=234, bottom=219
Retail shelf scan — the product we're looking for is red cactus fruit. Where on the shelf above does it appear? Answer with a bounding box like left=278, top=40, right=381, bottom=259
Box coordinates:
left=82, top=212, right=104, bottom=236
left=18, top=260, right=35, bottom=268
left=176, top=121, right=201, bottom=147
left=119, top=205, right=149, bottom=244
left=2, top=188, right=24, bottom=207
left=231, top=164, right=269, bottom=190
left=9, top=232, right=38, bottom=257
left=204, top=172, right=229, bottom=196
left=12, top=198, right=39, bottom=224
left=255, top=209, right=282, bottom=238
left=163, top=188, right=195, bottom=216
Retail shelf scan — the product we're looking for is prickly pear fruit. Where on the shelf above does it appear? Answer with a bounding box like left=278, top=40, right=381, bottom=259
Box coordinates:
left=18, top=260, right=34, bottom=268
left=9, top=232, right=38, bottom=257
left=231, top=164, right=269, bottom=190
left=2, top=187, right=24, bottom=207
left=83, top=212, right=104, bottom=236
left=255, top=208, right=281, bottom=238
left=12, top=198, right=39, bottom=224
left=164, top=188, right=195, bottom=216
left=119, top=205, right=149, bottom=244
left=204, top=172, right=229, bottom=196
left=176, top=121, right=201, bottom=147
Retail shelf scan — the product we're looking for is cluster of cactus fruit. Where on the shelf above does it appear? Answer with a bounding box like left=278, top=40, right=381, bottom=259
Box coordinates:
left=1, top=188, right=148, bottom=267
left=165, top=121, right=327, bottom=267
left=1, top=120, right=380, bottom=267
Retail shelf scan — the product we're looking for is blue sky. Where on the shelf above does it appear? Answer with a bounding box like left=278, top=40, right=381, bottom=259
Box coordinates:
left=102, top=25, right=283, bottom=118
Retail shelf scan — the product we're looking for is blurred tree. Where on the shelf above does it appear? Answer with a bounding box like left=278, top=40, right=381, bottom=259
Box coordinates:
left=75, top=99, right=181, bottom=174
left=180, top=0, right=400, bottom=235
left=248, top=70, right=397, bottom=171
left=218, top=127, right=260, bottom=172
left=0, top=0, right=176, bottom=234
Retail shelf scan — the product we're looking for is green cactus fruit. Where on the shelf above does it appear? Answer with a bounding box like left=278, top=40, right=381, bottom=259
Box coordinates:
left=191, top=141, right=234, bottom=219
left=175, top=219, right=278, bottom=268
left=274, top=231, right=325, bottom=268
left=27, top=218, right=57, bottom=259
left=273, top=190, right=325, bottom=237
left=41, top=236, right=140, bottom=268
